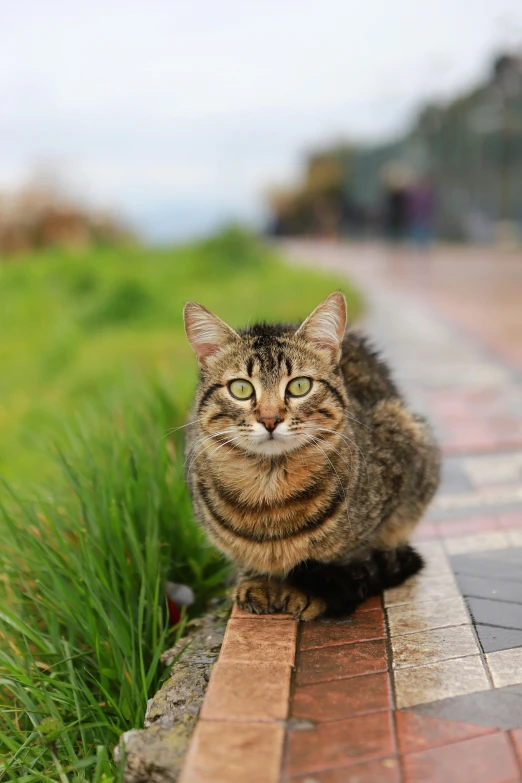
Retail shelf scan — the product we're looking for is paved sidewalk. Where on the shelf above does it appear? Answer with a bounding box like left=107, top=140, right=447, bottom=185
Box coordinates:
left=180, top=242, right=522, bottom=783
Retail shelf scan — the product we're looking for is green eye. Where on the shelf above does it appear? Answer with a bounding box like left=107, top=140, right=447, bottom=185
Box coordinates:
left=287, top=377, right=312, bottom=397
left=229, top=379, right=255, bottom=400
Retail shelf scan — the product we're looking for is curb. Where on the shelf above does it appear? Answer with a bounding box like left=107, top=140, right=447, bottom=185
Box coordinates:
left=179, top=606, right=297, bottom=783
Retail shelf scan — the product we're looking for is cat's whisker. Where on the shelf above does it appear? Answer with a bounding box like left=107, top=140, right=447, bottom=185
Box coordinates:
left=297, top=433, right=353, bottom=534
left=184, top=428, right=238, bottom=473
left=345, top=411, right=373, bottom=431
left=161, top=417, right=206, bottom=439
left=207, top=435, right=243, bottom=461
left=184, top=427, right=236, bottom=459
left=297, top=427, right=355, bottom=477
left=184, top=435, right=221, bottom=475
left=185, top=427, right=237, bottom=458
left=312, top=427, right=370, bottom=484
left=310, top=434, right=356, bottom=481
left=185, top=437, right=223, bottom=477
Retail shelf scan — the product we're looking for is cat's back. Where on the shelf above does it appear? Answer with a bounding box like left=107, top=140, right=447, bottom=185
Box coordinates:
left=340, top=330, right=401, bottom=407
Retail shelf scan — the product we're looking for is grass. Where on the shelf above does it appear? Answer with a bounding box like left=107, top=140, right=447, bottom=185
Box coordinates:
left=0, top=229, right=363, bottom=781
left=0, top=387, right=231, bottom=782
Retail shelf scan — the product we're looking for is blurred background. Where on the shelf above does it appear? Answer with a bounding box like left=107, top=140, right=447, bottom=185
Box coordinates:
left=2, top=0, right=522, bottom=246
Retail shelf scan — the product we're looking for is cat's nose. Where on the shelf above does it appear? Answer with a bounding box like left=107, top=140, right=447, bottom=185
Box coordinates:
left=259, top=417, right=281, bottom=433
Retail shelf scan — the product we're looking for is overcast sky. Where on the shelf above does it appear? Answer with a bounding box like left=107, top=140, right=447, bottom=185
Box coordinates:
left=2, top=0, right=522, bottom=239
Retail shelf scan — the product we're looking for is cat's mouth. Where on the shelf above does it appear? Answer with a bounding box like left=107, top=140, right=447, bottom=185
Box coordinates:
left=246, top=427, right=302, bottom=456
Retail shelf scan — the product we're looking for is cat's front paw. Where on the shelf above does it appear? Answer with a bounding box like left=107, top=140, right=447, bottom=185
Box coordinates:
left=234, top=578, right=326, bottom=621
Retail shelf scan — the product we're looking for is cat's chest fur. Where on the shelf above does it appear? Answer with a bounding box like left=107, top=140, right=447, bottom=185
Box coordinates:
left=191, top=442, right=355, bottom=575
left=211, top=448, right=324, bottom=506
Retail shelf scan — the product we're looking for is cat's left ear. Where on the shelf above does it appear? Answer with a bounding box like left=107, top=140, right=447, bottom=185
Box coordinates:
left=184, top=302, right=239, bottom=363
left=296, top=291, right=347, bottom=356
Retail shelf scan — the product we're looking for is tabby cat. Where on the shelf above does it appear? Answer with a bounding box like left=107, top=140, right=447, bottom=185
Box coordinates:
left=183, top=292, right=440, bottom=619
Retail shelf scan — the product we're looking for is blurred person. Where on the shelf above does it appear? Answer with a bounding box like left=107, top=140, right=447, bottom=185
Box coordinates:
left=381, top=162, right=412, bottom=243
left=384, top=183, right=410, bottom=242
left=408, top=175, right=436, bottom=248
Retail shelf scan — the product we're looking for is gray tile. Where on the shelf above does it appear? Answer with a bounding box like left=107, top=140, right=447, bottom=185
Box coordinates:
left=476, top=624, right=522, bottom=653
left=450, top=554, right=522, bottom=583
left=412, top=685, right=522, bottom=729
left=467, top=597, right=522, bottom=631
left=476, top=547, right=522, bottom=565
left=439, top=459, right=474, bottom=494
left=456, top=574, right=522, bottom=603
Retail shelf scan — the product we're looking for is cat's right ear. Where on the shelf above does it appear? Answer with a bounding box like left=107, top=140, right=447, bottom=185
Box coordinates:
left=183, top=302, right=239, bottom=363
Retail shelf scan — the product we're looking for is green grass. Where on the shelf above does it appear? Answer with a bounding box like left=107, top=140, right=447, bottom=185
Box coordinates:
left=0, top=387, right=229, bottom=782
left=0, top=229, right=363, bottom=781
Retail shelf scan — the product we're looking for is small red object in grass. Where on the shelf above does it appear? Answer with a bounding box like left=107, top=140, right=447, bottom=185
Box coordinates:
left=167, top=596, right=181, bottom=625
left=165, top=582, right=195, bottom=627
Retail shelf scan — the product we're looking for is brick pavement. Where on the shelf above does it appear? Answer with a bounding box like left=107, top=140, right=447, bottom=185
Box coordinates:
left=180, top=242, right=522, bottom=783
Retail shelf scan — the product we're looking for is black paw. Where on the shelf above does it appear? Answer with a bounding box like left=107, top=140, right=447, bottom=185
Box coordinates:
left=375, top=545, right=424, bottom=589
left=286, top=559, right=379, bottom=618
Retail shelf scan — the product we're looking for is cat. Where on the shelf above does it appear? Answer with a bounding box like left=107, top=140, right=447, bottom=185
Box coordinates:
left=183, top=291, right=440, bottom=619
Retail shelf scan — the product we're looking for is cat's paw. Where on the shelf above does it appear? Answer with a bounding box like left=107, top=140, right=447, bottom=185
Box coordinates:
left=234, top=578, right=326, bottom=621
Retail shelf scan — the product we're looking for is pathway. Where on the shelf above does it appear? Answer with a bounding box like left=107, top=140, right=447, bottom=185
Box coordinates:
left=180, top=242, right=522, bottom=783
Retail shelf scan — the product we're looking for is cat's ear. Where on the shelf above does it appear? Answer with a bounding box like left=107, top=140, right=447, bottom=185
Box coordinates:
left=183, top=302, right=239, bottom=362
left=296, top=291, right=347, bottom=355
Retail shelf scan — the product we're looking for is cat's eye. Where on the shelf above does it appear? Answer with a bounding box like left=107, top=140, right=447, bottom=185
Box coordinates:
left=287, top=377, right=312, bottom=397
left=228, top=379, right=255, bottom=400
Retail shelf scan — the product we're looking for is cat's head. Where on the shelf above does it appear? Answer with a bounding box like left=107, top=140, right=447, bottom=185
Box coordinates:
left=183, top=292, right=348, bottom=456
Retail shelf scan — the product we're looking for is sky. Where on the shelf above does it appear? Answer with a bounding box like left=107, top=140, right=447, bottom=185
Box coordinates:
left=2, top=0, right=522, bottom=241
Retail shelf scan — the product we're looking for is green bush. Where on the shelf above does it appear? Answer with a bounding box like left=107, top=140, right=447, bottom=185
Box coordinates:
left=83, top=280, right=157, bottom=328
left=196, top=225, right=267, bottom=274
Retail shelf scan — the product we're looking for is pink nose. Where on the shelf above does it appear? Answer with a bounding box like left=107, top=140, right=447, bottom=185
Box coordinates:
left=259, top=417, right=281, bottom=433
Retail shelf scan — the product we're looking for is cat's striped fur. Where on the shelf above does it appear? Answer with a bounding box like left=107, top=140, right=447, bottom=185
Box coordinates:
left=183, top=292, right=440, bottom=619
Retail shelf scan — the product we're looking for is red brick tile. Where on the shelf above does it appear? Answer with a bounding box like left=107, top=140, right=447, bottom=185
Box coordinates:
left=428, top=393, right=468, bottom=415
left=286, top=756, right=400, bottom=782
left=499, top=512, right=522, bottom=530
left=295, top=639, right=388, bottom=686
left=510, top=727, right=522, bottom=767
left=220, top=618, right=297, bottom=665
left=402, top=732, right=519, bottom=783
left=285, top=711, right=394, bottom=777
left=396, top=710, right=495, bottom=754
left=357, top=595, right=382, bottom=612
left=231, top=604, right=297, bottom=620
left=200, top=661, right=291, bottom=721
left=180, top=720, right=284, bottom=783
left=292, top=672, right=390, bottom=722
left=300, top=611, right=385, bottom=650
